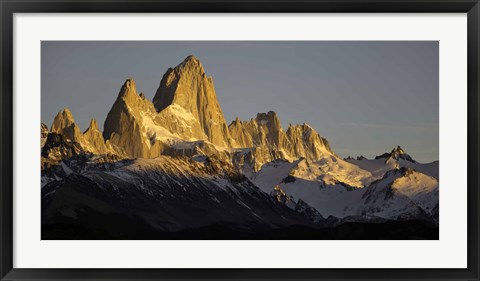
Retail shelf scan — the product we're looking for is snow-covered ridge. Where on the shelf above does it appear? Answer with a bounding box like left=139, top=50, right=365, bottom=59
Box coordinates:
left=250, top=152, right=438, bottom=220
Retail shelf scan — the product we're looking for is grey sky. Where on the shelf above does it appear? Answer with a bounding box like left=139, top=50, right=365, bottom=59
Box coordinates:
left=41, top=41, right=439, bottom=162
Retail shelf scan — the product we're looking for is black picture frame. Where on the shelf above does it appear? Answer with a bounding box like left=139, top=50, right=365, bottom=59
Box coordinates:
left=1, top=0, right=479, bottom=280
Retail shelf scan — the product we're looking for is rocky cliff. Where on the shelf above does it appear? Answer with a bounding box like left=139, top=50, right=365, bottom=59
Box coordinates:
left=229, top=111, right=334, bottom=170
left=82, top=119, right=112, bottom=155
left=103, top=79, right=161, bottom=158
left=50, top=108, right=83, bottom=143
left=153, top=55, right=232, bottom=148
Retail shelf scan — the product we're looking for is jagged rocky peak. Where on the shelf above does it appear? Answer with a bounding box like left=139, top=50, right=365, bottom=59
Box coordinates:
left=50, top=108, right=83, bottom=142
left=153, top=55, right=232, bottom=148
left=256, top=111, right=284, bottom=143
left=229, top=112, right=335, bottom=171
left=153, top=55, right=209, bottom=112
left=256, top=111, right=281, bottom=129
left=112, top=79, right=154, bottom=111
left=117, top=79, right=143, bottom=105
left=117, top=79, right=156, bottom=112
left=228, top=110, right=286, bottom=150
left=41, top=123, right=49, bottom=137
left=232, top=116, right=241, bottom=125
left=375, top=145, right=415, bottom=163
left=285, top=122, right=333, bottom=155
left=103, top=74, right=224, bottom=159
left=392, top=145, right=406, bottom=155
left=298, top=123, right=317, bottom=136
left=84, top=118, right=99, bottom=133
left=178, top=55, right=204, bottom=72
left=82, top=118, right=112, bottom=155
left=228, top=117, right=255, bottom=148
left=103, top=78, right=159, bottom=158
left=51, top=108, right=74, bottom=131
left=124, top=77, right=134, bottom=87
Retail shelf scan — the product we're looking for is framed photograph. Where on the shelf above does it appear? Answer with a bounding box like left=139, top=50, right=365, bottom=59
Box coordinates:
left=1, top=0, right=479, bottom=280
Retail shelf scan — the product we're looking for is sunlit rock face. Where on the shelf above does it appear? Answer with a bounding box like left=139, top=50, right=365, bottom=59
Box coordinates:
left=50, top=108, right=115, bottom=156
left=103, top=79, right=156, bottom=158
left=229, top=111, right=286, bottom=149
left=285, top=123, right=333, bottom=160
left=228, top=111, right=334, bottom=171
left=50, top=108, right=83, bottom=143
left=153, top=55, right=233, bottom=148
left=101, top=56, right=238, bottom=159
left=102, top=75, right=226, bottom=159
left=82, top=118, right=112, bottom=155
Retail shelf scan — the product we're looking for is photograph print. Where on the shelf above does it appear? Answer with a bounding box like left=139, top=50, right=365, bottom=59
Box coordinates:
left=41, top=41, right=439, bottom=240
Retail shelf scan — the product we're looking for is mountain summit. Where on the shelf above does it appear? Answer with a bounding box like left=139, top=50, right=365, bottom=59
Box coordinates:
left=153, top=55, right=232, bottom=147
left=50, top=108, right=82, bottom=142
left=103, top=78, right=158, bottom=158
left=375, top=145, right=415, bottom=163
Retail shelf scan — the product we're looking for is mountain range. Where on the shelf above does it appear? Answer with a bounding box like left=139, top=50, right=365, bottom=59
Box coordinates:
left=41, top=55, right=439, bottom=239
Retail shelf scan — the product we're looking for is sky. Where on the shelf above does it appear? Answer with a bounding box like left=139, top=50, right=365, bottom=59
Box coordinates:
left=41, top=41, right=439, bottom=162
